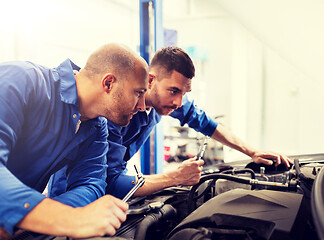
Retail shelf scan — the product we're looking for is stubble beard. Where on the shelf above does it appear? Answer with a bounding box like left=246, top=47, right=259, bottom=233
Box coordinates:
left=106, top=88, right=132, bottom=127
left=150, top=90, right=176, bottom=116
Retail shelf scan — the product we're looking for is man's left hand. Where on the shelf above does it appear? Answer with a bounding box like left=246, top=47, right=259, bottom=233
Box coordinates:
left=251, top=151, right=292, bottom=167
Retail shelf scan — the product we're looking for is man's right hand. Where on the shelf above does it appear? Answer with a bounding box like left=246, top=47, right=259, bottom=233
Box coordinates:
left=173, top=157, right=204, bottom=186
left=16, top=195, right=128, bottom=239
left=73, top=194, right=128, bottom=238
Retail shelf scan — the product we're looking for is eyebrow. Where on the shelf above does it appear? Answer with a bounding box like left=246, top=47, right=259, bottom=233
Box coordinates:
left=169, top=87, right=191, bottom=93
left=169, top=87, right=182, bottom=92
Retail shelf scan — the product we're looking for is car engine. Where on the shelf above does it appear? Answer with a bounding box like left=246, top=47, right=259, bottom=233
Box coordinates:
left=12, top=153, right=324, bottom=240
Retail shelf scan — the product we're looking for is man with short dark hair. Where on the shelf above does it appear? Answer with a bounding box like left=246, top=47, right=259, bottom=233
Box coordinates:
left=0, top=43, right=148, bottom=239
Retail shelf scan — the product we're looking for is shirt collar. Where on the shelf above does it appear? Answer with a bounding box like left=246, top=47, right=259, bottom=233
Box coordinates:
left=55, top=59, right=80, bottom=105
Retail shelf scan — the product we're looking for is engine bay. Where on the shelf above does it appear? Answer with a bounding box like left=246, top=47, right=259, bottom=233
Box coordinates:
left=111, top=153, right=324, bottom=240
left=13, top=153, right=324, bottom=240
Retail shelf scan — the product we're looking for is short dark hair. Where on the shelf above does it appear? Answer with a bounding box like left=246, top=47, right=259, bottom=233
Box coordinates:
left=150, top=47, right=195, bottom=79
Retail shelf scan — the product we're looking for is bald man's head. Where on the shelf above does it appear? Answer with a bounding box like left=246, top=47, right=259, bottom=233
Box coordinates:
left=83, top=43, right=146, bottom=81
left=76, top=43, right=149, bottom=125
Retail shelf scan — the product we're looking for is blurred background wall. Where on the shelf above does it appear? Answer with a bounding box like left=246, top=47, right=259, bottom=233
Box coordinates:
left=163, top=0, right=324, bottom=160
left=0, top=0, right=323, bottom=162
left=0, top=0, right=139, bottom=66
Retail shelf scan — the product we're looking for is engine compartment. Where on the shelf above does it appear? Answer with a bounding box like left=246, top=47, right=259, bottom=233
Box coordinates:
left=13, top=153, right=324, bottom=240
left=112, top=153, right=324, bottom=240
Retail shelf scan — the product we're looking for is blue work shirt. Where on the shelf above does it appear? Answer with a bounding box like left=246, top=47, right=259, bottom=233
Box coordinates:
left=0, top=59, right=108, bottom=234
left=49, top=95, right=217, bottom=199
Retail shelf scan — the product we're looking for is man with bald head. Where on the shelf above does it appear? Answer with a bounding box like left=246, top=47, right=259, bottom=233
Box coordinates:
left=0, top=43, right=148, bottom=239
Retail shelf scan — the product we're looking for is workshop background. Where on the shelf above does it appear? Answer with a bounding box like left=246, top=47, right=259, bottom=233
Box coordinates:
left=0, top=0, right=323, bottom=173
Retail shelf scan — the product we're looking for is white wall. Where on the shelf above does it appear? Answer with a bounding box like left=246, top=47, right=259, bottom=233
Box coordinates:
left=215, top=0, right=324, bottom=156
left=0, top=0, right=139, bottom=67
left=163, top=0, right=232, bottom=122
left=163, top=0, right=324, bottom=160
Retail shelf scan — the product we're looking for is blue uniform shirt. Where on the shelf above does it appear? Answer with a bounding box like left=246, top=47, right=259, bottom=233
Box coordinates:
left=0, top=59, right=108, bottom=234
left=49, top=95, right=217, bottom=199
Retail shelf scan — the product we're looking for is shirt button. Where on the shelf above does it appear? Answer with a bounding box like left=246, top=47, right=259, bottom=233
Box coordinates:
left=73, top=114, right=77, bottom=118
left=131, top=181, right=135, bottom=184
left=24, top=203, right=30, bottom=208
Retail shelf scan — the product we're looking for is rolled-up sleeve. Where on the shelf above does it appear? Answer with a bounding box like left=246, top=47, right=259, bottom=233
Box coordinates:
left=107, top=172, right=136, bottom=199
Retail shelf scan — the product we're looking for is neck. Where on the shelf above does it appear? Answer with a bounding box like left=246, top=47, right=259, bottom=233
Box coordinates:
left=75, top=72, right=98, bottom=121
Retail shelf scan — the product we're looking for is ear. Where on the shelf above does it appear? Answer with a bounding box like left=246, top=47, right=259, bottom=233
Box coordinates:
left=148, top=73, right=155, bottom=89
left=102, top=73, right=115, bottom=93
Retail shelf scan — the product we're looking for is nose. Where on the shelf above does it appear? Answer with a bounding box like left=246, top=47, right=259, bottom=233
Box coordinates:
left=173, top=95, right=183, bottom=108
left=136, top=95, right=146, bottom=112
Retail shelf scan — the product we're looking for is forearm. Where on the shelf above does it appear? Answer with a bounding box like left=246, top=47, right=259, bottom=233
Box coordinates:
left=211, top=124, right=292, bottom=167
left=17, top=198, right=78, bottom=237
left=17, top=195, right=129, bottom=239
left=133, top=172, right=179, bottom=196
left=211, top=124, right=256, bottom=157
left=133, top=158, right=204, bottom=196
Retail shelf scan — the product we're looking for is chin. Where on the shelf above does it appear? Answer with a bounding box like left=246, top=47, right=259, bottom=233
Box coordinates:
left=110, top=117, right=130, bottom=127
left=163, top=109, right=176, bottom=116
left=154, top=107, right=173, bottom=116
left=156, top=110, right=168, bottom=116
left=120, top=119, right=131, bottom=127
